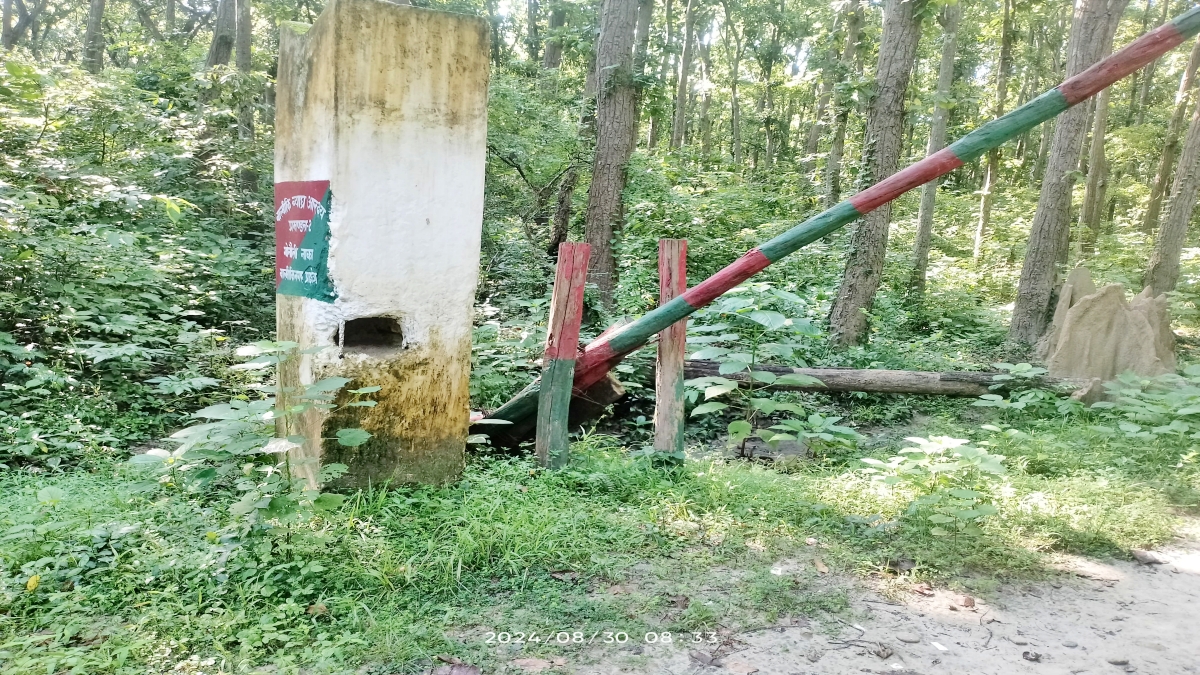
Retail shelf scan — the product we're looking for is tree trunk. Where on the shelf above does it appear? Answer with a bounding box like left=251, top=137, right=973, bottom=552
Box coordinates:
left=2, top=0, right=13, bottom=50
left=547, top=165, right=579, bottom=255
left=670, top=0, right=695, bottom=150
left=584, top=0, right=639, bottom=306
left=827, top=0, right=922, bottom=346
left=1135, top=0, right=1171, bottom=125
left=699, top=39, right=713, bottom=156
left=1144, top=37, right=1200, bottom=235
left=822, top=0, right=861, bottom=208
left=165, top=0, right=175, bottom=35
left=631, top=0, right=654, bottom=147
left=1145, top=91, right=1200, bottom=295
left=721, top=0, right=743, bottom=164
left=542, top=2, right=565, bottom=68
left=235, top=0, right=257, bottom=190
left=206, top=0, right=235, bottom=67
left=1080, top=86, right=1111, bottom=253
left=909, top=1, right=961, bottom=296
left=82, top=0, right=105, bottom=74
left=974, top=0, right=1013, bottom=260
left=647, top=0, right=673, bottom=147
left=1008, top=0, right=1130, bottom=349
left=526, top=0, right=541, bottom=62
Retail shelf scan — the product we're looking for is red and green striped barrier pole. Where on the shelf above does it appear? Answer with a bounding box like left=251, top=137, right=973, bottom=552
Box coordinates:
left=483, top=6, right=1200, bottom=433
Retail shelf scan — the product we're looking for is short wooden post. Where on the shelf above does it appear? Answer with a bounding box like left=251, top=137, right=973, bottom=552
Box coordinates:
left=654, top=239, right=688, bottom=455
left=536, top=242, right=591, bottom=468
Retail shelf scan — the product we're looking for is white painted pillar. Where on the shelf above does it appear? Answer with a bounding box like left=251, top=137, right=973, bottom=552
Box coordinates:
left=274, top=0, right=489, bottom=487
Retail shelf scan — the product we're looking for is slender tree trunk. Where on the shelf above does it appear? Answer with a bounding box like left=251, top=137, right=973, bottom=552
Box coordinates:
left=584, top=0, right=639, bottom=306
left=1145, top=93, right=1200, bottom=294
left=974, top=0, right=1013, bottom=260
left=235, top=0, right=257, bottom=190
left=910, top=1, right=961, bottom=296
left=670, top=0, right=696, bottom=149
left=526, top=0, right=541, bottom=62
left=542, top=1, right=565, bottom=68
left=1008, top=0, right=1130, bottom=349
left=828, top=0, right=922, bottom=346
left=648, top=0, right=674, bottom=147
left=1144, top=38, right=1200, bottom=235
left=206, top=0, right=236, bottom=67
left=631, top=0, right=654, bottom=147
left=1080, top=86, right=1111, bottom=253
left=3, top=0, right=14, bottom=50
left=165, top=0, right=175, bottom=36
left=822, top=0, right=861, bottom=208
left=700, top=39, right=713, bottom=156
left=721, top=0, right=743, bottom=163
left=547, top=165, right=578, bottom=254
left=1135, top=0, right=1171, bottom=124
left=82, top=0, right=106, bottom=74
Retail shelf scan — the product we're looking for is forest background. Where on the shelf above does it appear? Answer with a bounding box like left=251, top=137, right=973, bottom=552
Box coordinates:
left=4, top=0, right=1200, bottom=672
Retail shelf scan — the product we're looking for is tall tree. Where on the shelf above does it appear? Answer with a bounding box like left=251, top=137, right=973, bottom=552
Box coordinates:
left=822, top=0, right=861, bottom=207
left=647, top=0, right=674, bottom=147
left=542, top=0, right=565, bottom=68
left=909, top=1, right=961, bottom=295
left=720, top=0, right=745, bottom=163
left=973, top=0, right=1013, bottom=260
left=827, top=0, right=923, bottom=346
left=206, top=0, right=236, bottom=68
left=526, top=0, right=541, bottom=62
left=1144, top=38, right=1200, bottom=234
left=1008, top=0, right=1130, bottom=349
left=1145, top=90, right=1200, bottom=294
left=670, top=0, right=697, bottom=149
left=235, top=0, right=256, bottom=189
left=2, top=0, right=13, bottom=50
left=631, top=0, right=654, bottom=147
left=82, top=0, right=106, bottom=74
left=1079, top=84, right=1112, bottom=252
left=584, top=0, right=640, bottom=305
left=1134, top=0, right=1171, bottom=124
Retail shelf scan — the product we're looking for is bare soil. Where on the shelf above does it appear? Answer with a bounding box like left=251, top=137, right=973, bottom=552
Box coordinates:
left=574, top=525, right=1200, bottom=675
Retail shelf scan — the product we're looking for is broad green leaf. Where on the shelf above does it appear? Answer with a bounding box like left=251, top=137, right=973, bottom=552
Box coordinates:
left=718, top=361, right=749, bottom=375
left=750, top=370, right=777, bottom=384
left=748, top=310, right=787, bottom=330
left=704, top=382, right=739, bottom=399
left=335, top=428, right=372, bottom=447
left=690, top=401, right=728, bottom=416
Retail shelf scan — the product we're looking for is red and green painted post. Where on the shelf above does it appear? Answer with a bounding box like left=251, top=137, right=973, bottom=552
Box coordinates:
left=654, top=240, right=688, bottom=455
left=484, top=6, right=1200, bottom=434
left=535, top=243, right=591, bottom=468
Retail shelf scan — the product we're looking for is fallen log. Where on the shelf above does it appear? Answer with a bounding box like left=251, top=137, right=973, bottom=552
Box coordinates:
left=682, top=361, right=1091, bottom=397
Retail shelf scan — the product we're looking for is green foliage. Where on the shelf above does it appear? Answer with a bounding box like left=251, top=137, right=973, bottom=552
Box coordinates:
left=860, top=436, right=1006, bottom=543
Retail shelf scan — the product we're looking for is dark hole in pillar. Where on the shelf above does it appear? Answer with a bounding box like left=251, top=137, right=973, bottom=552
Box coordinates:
left=339, top=316, right=404, bottom=350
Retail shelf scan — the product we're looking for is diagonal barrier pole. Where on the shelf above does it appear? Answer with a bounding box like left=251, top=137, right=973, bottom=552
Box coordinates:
left=482, top=7, right=1200, bottom=434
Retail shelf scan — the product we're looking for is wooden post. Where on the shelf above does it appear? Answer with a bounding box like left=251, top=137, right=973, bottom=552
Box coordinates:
left=654, top=239, right=687, bottom=455
left=536, top=243, right=591, bottom=468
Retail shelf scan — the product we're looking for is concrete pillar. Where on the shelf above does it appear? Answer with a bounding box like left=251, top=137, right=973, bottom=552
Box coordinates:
left=274, top=0, right=489, bottom=487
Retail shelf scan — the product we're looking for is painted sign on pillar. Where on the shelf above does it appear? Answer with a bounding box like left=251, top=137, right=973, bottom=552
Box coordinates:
left=274, top=180, right=336, bottom=303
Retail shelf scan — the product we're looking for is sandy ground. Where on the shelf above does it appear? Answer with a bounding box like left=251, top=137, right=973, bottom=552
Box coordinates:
left=571, top=529, right=1200, bottom=675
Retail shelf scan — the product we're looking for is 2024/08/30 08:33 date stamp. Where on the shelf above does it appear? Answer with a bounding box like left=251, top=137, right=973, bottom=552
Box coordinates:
left=483, top=630, right=719, bottom=646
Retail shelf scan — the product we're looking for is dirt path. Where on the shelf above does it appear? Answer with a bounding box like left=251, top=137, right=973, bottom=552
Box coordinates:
left=578, top=529, right=1200, bottom=675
